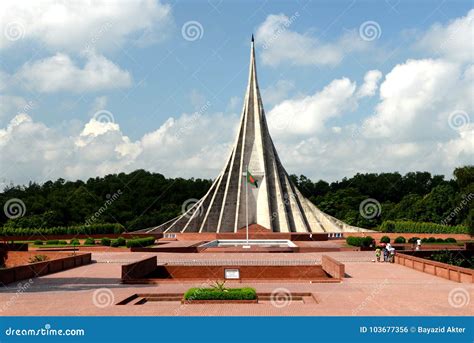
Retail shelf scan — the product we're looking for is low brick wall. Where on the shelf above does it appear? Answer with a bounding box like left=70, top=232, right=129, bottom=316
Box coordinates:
left=321, top=255, right=345, bottom=280
left=395, top=253, right=473, bottom=283
left=0, top=253, right=91, bottom=285
left=122, top=256, right=157, bottom=281
left=344, top=232, right=472, bottom=241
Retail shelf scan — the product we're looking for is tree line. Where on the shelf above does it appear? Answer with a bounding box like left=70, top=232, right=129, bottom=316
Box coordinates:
left=0, top=166, right=472, bottom=232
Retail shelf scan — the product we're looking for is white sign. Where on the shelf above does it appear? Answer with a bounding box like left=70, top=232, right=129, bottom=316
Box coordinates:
left=224, top=269, right=240, bottom=279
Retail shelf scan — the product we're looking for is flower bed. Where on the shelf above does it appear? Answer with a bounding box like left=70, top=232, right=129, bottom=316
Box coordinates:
left=183, top=287, right=257, bottom=303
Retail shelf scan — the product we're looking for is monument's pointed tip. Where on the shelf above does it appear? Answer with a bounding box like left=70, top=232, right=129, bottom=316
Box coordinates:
left=251, top=34, right=254, bottom=42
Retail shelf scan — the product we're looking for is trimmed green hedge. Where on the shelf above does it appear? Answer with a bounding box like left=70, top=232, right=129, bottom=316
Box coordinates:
left=346, top=236, right=374, bottom=247
left=100, top=238, right=111, bottom=246
left=110, top=237, right=126, bottom=247
left=0, top=223, right=125, bottom=236
left=184, top=287, right=257, bottom=301
left=394, top=236, right=406, bottom=244
left=379, top=220, right=468, bottom=234
left=126, top=237, right=155, bottom=248
left=84, top=238, right=95, bottom=245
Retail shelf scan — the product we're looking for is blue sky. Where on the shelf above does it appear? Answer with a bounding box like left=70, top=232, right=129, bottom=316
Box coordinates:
left=0, top=0, right=472, bottom=186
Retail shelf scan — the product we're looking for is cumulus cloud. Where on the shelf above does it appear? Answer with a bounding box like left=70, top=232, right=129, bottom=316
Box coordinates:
left=417, top=9, right=474, bottom=63
left=0, top=0, right=173, bottom=52
left=13, top=52, right=132, bottom=93
left=256, top=13, right=369, bottom=67
left=356, top=70, right=382, bottom=98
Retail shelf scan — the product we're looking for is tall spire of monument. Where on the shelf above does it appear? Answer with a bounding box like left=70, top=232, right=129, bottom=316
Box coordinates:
left=142, top=37, right=367, bottom=234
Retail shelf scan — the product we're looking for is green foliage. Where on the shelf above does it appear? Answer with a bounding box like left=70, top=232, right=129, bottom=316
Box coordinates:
left=408, top=237, right=420, bottom=243
left=125, top=237, right=155, bottom=248
left=379, top=220, right=469, bottom=234
left=184, top=287, right=257, bottom=301
left=346, top=236, right=374, bottom=247
left=0, top=223, right=125, bottom=237
left=394, top=236, right=406, bottom=244
left=70, top=238, right=80, bottom=245
left=445, top=238, right=457, bottom=243
left=58, top=240, right=67, bottom=245
left=28, top=255, right=48, bottom=263
left=430, top=250, right=473, bottom=268
left=46, top=240, right=58, bottom=245
left=100, top=238, right=111, bottom=246
left=33, top=240, right=43, bottom=245
left=380, top=236, right=390, bottom=243
left=84, top=238, right=95, bottom=245
left=110, top=237, right=126, bottom=247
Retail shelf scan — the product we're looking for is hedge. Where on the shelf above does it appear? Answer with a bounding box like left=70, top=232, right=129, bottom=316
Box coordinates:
left=110, top=237, right=126, bottom=247
left=184, top=287, right=257, bottom=301
left=346, top=236, right=374, bottom=247
left=0, top=223, right=125, bottom=237
left=126, top=237, right=155, bottom=248
left=394, top=236, right=406, bottom=244
left=379, top=220, right=468, bottom=234
left=84, top=238, right=95, bottom=245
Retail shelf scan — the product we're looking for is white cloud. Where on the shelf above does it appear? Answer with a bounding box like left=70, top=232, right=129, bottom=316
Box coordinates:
left=256, top=13, right=369, bottom=67
left=262, top=80, right=295, bottom=106
left=417, top=9, right=474, bottom=63
left=356, top=70, right=382, bottom=98
left=14, top=52, right=132, bottom=93
left=0, top=0, right=173, bottom=52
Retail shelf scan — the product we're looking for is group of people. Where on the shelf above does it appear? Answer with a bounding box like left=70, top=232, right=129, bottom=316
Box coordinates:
left=375, top=243, right=395, bottom=263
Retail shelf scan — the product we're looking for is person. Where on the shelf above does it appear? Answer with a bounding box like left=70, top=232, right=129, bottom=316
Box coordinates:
left=416, top=239, right=421, bottom=251
left=383, top=246, right=389, bottom=262
left=389, top=247, right=396, bottom=263
left=375, top=247, right=381, bottom=262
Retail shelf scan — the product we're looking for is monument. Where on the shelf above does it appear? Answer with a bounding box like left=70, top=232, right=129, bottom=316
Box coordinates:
left=143, top=37, right=369, bottom=234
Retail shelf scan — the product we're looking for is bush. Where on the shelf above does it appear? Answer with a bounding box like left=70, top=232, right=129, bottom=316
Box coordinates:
left=126, top=237, right=155, bottom=248
left=46, top=240, right=59, bottom=245
left=184, top=287, right=257, bottom=301
left=110, top=237, right=127, bottom=247
left=70, top=238, right=80, bottom=245
left=346, top=236, right=374, bottom=248
left=380, top=236, right=390, bottom=243
left=436, top=238, right=445, bottom=243
left=58, top=240, right=67, bottom=245
left=100, top=238, right=111, bottom=246
left=34, top=240, right=43, bottom=245
left=445, top=238, right=457, bottom=243
left=427, top=237, right=436, bottom=243
left=0, top=223, right=125, bottom=237
left=84, top=238, right=95, bottom=245
left=394, top=236, right=406, bottom=244
left=379, top=220, right=468, bottom=234
left=408, top=237, right=420, bottom=243
left=28, top=255, right=49, bottom=263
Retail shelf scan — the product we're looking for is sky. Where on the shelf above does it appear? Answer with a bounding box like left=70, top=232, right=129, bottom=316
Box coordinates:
left=0, top=0, right=472, bottom=187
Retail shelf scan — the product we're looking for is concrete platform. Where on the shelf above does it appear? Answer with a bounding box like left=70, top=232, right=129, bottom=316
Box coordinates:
left=0, top=251, right=472, bottom=316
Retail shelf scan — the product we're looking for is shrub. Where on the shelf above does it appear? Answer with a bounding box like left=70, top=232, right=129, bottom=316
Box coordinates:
left=445, top=238, right=457, bottom=243
left=46, top=240, right=59, bottom=245
left=100, top=238, right=111, bottom=246
left=34, top=240, right=43, bottom=245
left=84, top=238, right=95, bottom=245
left=427, top=237, right=436, bottom=243
left=436, top=238, right=445, bottom=243
left=0, top=223, right=125, bottom=237
left=408, top=237, right=420, bottom=243
left=126, top=237, right=155, bottom=248
left=379, top=220, right=468, bottom=234
left=58, top=240, right=67, bottom=245
left=110, top=237, right=126, bottom=247
left=28, top=255, right=49, bottom=263
left=394, top=236, right=406, bottom=244
left=70, top=238, right=80, bottom=245
left=346, top=236, right=374, bottom=247
left=380, top=236, right=390, bottom=243
left=184, top=287, right=257, bottom=301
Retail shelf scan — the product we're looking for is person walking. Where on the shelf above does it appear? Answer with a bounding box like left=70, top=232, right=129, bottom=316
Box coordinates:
left=375, top=247, right=381, bottom=262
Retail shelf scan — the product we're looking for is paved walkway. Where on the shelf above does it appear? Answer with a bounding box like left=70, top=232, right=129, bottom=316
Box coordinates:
left=0, top=251, right=472, bottom=316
